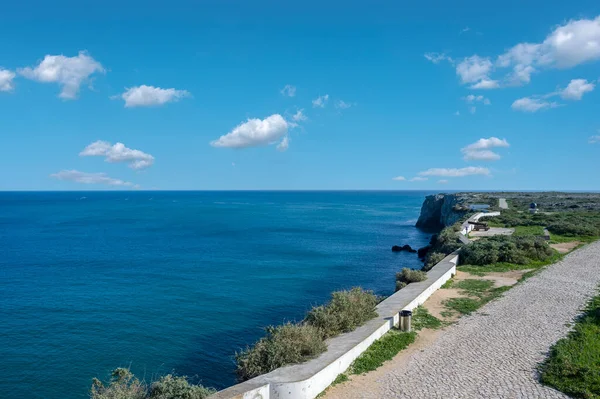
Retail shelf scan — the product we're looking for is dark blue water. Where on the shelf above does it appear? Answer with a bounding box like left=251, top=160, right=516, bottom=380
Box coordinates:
left=0, top=191, right=432, bottom=399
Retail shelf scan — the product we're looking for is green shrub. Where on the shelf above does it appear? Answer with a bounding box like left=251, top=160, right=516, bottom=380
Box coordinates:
left=236, top=287, right=378, bottom=381
left=395, top=268, right=427, bottom=291
left=305, top=288, right=378, bottom=338
left=149, top=375, right=215, bottom=399
left=91, top=368, right=146, bottom=399
left=91, top=369, right=215, bottom=399
left=422, top=252, right=446, bottom=271
left=460, top=235, right=553, bottom=266
left=236, top=322, right=326, bottom=381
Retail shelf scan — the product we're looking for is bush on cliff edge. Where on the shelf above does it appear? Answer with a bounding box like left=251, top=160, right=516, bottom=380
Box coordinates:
left=236, top=287, right=378, bottom=381
left=305, top=287, right=378, bottom=338
left=235, top=322, right=326, bottom=381
left=395, top=268, right=427, bottom=291
left=90, top=368, right=215, bottom=399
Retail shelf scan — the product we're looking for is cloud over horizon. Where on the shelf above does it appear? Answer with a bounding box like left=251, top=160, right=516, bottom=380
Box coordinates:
left=419, top=166, right=491, bottom=177
left=512, top=97, right=560, bottom=112
left=280, top=84, right=296, bottom=97
left=18, top=51, right=104, bottom=99
left=80, top=141, right=155, bottom=170
left=0, top=69, right=16, bottom=92
left=560, top=79, right=595, bottom=100
left=50, top=170, right=138, bottom=187
left=312, top=94, right=329, bottom=108
left=434, top=16, right=600, bottom=89
left=210, top=114, right=289, bottom=149
left=118, top=85, right=191, bottom=107
left=462, top=137, right=509, bottom=161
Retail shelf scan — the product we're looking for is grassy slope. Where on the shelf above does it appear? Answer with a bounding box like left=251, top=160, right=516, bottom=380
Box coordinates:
left=540, top=293, right=600, bottom=399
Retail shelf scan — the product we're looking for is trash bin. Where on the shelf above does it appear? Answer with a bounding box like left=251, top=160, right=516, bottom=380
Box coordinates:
left=400, top=310, right=412, bottom=332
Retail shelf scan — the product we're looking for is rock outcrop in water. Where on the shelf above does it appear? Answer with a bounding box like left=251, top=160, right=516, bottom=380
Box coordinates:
left=415, top=193, right=470, bottom=230
left=392, top=244, right=417, bottom=253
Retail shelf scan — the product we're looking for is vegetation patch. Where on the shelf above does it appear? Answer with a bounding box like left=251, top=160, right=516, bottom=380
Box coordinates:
left=237, top=287, right=378, bottom=381
left=412, top=306, right=443, bottom=330
left=236, top=322, right=327, bottom=381
left=444, top=297, right=481, bottom=315
left=90, top=368, right=215, bottom=399
left=540, top=293, right=600, bottom=399
left=421, top=228, right=462, bottom=271
left=305, top=287, right=378, bottom=339
left=488, top=208, right=600, bottom=239
left=459, top=252, right=563, bottom=275
left=395, top=268, right=427, bottom=291
left=349, top=329, right=416, bottom=374
left=513, top=225, right=545, bottom=237
left=453, top=279, right=494, bottom=297
left=461, top=235, right=554, bottom=266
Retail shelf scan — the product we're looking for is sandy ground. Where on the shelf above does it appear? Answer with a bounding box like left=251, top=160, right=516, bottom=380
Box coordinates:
left=550, top=241, right=580, bottom=253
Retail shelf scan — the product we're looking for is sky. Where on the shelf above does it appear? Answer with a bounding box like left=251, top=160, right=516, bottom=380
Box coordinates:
left=1, top=0, right=600, bottom=191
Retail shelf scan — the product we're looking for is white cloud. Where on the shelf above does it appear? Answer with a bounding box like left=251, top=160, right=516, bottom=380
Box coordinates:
left=424, top=52, right=453, bottom=64
left=438, top=179, right=449, bottom=184
left=463, top=137, right=510, bottom=151
left=335, top=100, right=353, bottom=109
left=211, top=114, right=289, bottom=149
left=119, top=85, right=191, bottom=107
left=292, top=109, right=307, bottom=122
left=0, top=69, right=16, bottom=92
left=511, top=97, right=560, bottom=112
left=18, top=51, right=104, bottom=99
left=497, top=16, right=600, bottom=85
left=470, top=78, right=500, bottom=89
left=560, top=79, right=595, bottom=100
left=280, top=84, right=296, bottom=97
left=464, top=95, right=491, bottom=105
left=461, top=27, right=471, bottom=34
left=419, top=166, right=491, bottom=177
left=312, top=94, right=329, bottom=108
left=456, top=55, right=493, bottom=84
left=460, top=137, right=510, bottom=161
left=392, top=176, right=406, bottom=181
left=80, top=141, right=155, bottom=170
left=410, top=177, right=428, bottom=182
left=50, top=170, right=138, bottom=187
left=448, top=16, right=600, bottom=88
left=590, top=135, right=600, bottom=144
left=454, top=111, right=460, bottom=116
left=276, top=136, right=289, bottom=152
left=469, top=106, right=477, bottom=114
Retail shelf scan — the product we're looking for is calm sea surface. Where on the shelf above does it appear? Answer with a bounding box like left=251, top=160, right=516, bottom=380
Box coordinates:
left=0, top=191, right=434, bottom=398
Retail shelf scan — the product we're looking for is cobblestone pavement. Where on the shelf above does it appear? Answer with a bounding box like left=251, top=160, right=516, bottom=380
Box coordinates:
left=353, top=241, right=600, bottom=399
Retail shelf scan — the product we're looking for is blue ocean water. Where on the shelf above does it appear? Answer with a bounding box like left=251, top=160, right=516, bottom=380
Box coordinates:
left=0, top=191, right=433, bottom=399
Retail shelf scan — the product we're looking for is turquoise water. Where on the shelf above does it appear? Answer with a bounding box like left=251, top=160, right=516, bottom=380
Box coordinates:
left=0, top=191, right=433, bottom=398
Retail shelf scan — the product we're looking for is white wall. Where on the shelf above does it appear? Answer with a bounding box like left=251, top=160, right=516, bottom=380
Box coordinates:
left=211, top=254, right=458, bottom=399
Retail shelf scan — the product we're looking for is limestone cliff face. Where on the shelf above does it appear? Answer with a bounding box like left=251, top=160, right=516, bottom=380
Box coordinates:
left=415, top=193, right=469, bottom=229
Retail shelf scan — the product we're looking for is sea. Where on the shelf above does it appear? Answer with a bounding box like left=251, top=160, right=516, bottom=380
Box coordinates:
left=0, top=191, right=435, bottom=398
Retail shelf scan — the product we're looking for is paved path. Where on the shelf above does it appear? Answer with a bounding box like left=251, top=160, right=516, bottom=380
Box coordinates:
left=499, top=198, right=508, bottom=209
left=332, top=241, right=600, bottom=399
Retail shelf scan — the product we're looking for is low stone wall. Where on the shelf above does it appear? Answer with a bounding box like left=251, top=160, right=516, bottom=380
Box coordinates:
left=211, top=253, right=458, bottom=399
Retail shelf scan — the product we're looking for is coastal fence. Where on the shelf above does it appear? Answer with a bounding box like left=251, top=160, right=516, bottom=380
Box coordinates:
left=210, top=252, right=459, bottom=399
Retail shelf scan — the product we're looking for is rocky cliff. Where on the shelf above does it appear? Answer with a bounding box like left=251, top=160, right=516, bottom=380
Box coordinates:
left=415, top=193, right=470, bottom=230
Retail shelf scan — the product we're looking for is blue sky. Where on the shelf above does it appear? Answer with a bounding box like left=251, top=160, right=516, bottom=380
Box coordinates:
left=1, top=0, right=599, bottom=191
